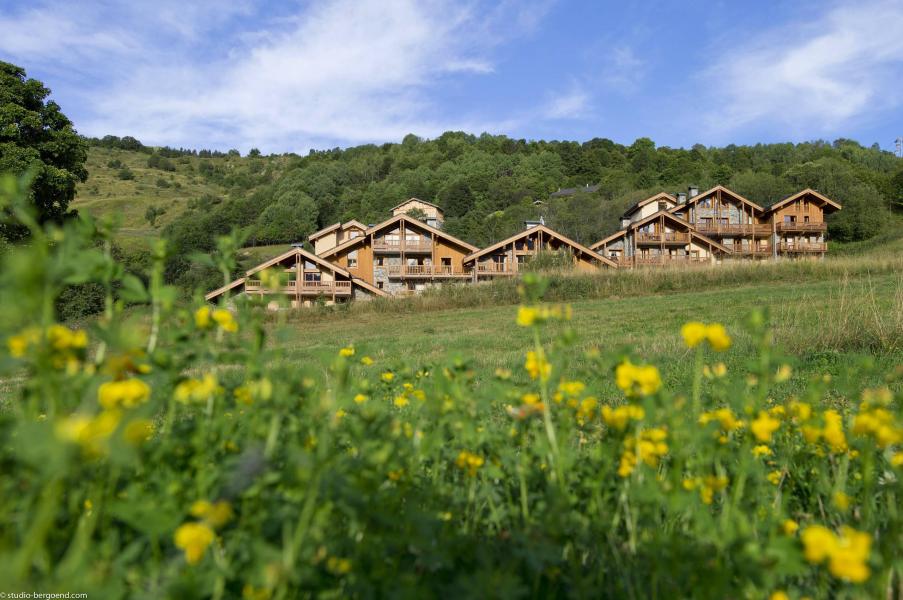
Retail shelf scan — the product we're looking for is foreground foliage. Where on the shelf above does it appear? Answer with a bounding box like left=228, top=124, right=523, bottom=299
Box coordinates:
left=1, top=177, right=902, bottom=599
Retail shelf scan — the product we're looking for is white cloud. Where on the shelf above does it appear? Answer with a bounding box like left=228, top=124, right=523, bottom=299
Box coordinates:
left=543, top=86, right=591, bottom=120
left=0, top=0, right=554, bottom=152
left=601, top=46, right=646, bottom=90
left=703, top=0, right=903, bottom=135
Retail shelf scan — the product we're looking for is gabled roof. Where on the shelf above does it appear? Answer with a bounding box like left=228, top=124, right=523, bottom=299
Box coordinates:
left=765, top=188, right=842, bottom=213
left=688, top=231, right=733, bottom=254
left=590, top=229, right=627, bottom=250
left=462, top=224, right=617, bottom=268
left=671, top=185, right=764, bottom=213
left=205, top=277, right=246, bottom=302
left=319, top=214, right=478, bottom=258
left=308, top=220, right=368, bottom=242
left=308, top=222, right=341, bottom=241
left=629, top=209, right=694, bottom=231
left=348, top=276, right=388, bottom=297
left=246, top=246, right=352, bottom=279
left=391, top=197, right=444, bottom=213
left=621, top=192, right=679, bottom=219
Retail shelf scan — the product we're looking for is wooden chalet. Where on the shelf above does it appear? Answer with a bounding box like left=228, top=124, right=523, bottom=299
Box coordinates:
left=669, top=185, right=772, bottom=258
left=593, top=186, right=841, bottom=266
left=592, top=209, right=731, bottom=267
left=317, top=213, right=478, bottom=295
left=308, top=220, right=367, bottom=255
left=463, top=223, right=616, bottom=278
left=391, top=198, right=444, bottom=229
left=763, top=188, right=840, bottom=258
left=205, top=246, right=386, bottom=307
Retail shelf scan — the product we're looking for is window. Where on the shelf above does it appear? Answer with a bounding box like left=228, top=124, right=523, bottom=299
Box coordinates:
left=784, top=215, right=795, bottom=223
left=348, top=250, right=358, bottom=268
left=377, top=281, right=384, bottom=289
left=804, top=216, right=810, bottom=223
left=658, top=202, right=668, bottom=211
left=376, top=256, right=384, bottom=266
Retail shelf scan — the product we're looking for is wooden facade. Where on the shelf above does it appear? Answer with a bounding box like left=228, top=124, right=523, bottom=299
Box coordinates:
left=308, top=220, right=367, bottom=255
left=593, top=187, right=841, bottom=266
left=317, top=214, right=478, bottom=295
left=204, top=246, right=386, bottom=307
left=464, top=224, right=615, bottom=277
left=391, top=198, right=445, bottom=229
left=591, top=210, right=730, bottom=267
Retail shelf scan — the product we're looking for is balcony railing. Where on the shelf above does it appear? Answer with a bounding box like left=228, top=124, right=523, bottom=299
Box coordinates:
left=384, top=264, right=471, bottom=277
left=474, top=263, right=515, bottom=275
left=778, top=242, right=827, bottom=253
left=373, top=238, right=433, bottom=252
left=245, top=279, right=352, bottom=294
left=727, top=245, right=771, bottom=256
left=635, top=232, right=691, bottom=244
left=776, top=222, right=827, bottom=233
left=631, top=255, right=708, bottom=266
left=694, top=223, right=771, bottom=235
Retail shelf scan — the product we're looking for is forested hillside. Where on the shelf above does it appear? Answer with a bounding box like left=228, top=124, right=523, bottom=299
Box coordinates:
left=73, top=134, right=903, bottom=293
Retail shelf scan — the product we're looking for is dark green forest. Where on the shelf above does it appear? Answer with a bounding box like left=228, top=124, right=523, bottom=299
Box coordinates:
left=161, top=132, right=903, bottom=290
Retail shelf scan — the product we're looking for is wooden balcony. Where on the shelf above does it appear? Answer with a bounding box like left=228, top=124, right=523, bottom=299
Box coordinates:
left=778, top=242, right=827, bottom=253
left=626, top=255, right=709, bottom=267
left=474, top=263, right=516, bottom=276
left=694, top=223, right=771, bottom=236
left=635, top=232, right=691, bottom=244
left=373, top=238, right=433, bottom=252
left=384, top=264, right=471, bottom=278
left=245, top=279, right=352, bottom=294
left=776, top=222, right=827, bottom=233
left=727, top=245, right=772, bottom=256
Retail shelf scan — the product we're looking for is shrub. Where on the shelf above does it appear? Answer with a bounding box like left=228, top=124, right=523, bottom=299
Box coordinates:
left=116, top=167, right=134, bottom=180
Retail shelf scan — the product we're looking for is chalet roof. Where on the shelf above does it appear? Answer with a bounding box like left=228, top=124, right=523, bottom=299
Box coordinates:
left=391, top=197, right=444, bottom=213
left=550, top=184, right=600, bottom=198
left=590, top=229, right=627, bottom=250
left=462, top=224, right=617, bottom=268
left=629, top=209, right=695, bottom=231
left=204, top=277, right=246, bottom=302
left=622, top=192, right=678, bottom=218
left=764, top=188, right=842, bottom=213
left=671, top=185, right=764, bottom=213
left=245, top=246, right=352, bottom=278
left=318, top=213, right=479, bottom=258
left=308, top=220, right=368, bottom=242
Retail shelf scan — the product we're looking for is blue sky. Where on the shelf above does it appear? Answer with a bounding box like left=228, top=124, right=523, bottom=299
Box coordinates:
left=2, top=0, right=902, bottom=154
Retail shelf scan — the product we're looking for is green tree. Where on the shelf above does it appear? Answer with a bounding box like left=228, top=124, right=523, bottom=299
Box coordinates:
left=0, top=61, right=87, bottom=239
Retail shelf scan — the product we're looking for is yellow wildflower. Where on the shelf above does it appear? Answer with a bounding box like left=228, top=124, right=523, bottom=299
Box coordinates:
left=190, top=500, right=233, bottom=528
left=455, top=450, right=484, bottom=477
left=822, top=410, right=848, bottom=453
left=601, top=404, right=645, bottom=431
left=211, top=308, right=238, bottom=333
left=752, top=444, right=772, bottom=458
left=326, top=556, right=352, bottom=575
left=790, top=400, right=812, bottom=422
left=393, top=395, right=409, bottom=408
left=782, top=519, right=799, bottom=536
left=516, top=305, right=540, bottom=327
left=339, top=346, right=355, bottom=357
left=194, top=306, right=212, bottom=329
left=97, top=378, right=151, bottom=410
left=353, top=393, right=368, bottom=404
left=699, top=475, right=729, bottom=504
left=360, top=356, right=374, bottom=366
left=705, top=324, right=732, bottom=351
left=234, top=378, right=273, bottom=406
left=174, top=522, right=215, bottom=565
left=833, top=491, right=851, bottom=511
left=55, top=410, right=121, bottom=457
left=524, top=350, right=551, bottom=381
left=774, top=364, right=792, bottom=383
left=175, top=373, right=223, bottom=404
left=770, top=592, right=789, bottom=600
left=381, top=371, right=395, bottom=383
left=681, top=321, right=707, bottom=348
left=767, top=470, right=783, bottom=485
left=802, top=525, right=871, bottom=583
left=802, top=525, right=837, bottom=563
left=751, top=411, right=781, bottom=442
left=615, top=359, right=661, bottom=397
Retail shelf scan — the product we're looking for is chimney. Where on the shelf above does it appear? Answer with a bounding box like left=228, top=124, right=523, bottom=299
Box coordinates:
left=688, top=185, right=699, bottom=199
left=677, top=192, right=687, bottom=204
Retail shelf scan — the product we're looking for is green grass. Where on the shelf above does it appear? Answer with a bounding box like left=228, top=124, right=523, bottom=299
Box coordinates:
left=267, top=266, right=902, bottom=401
